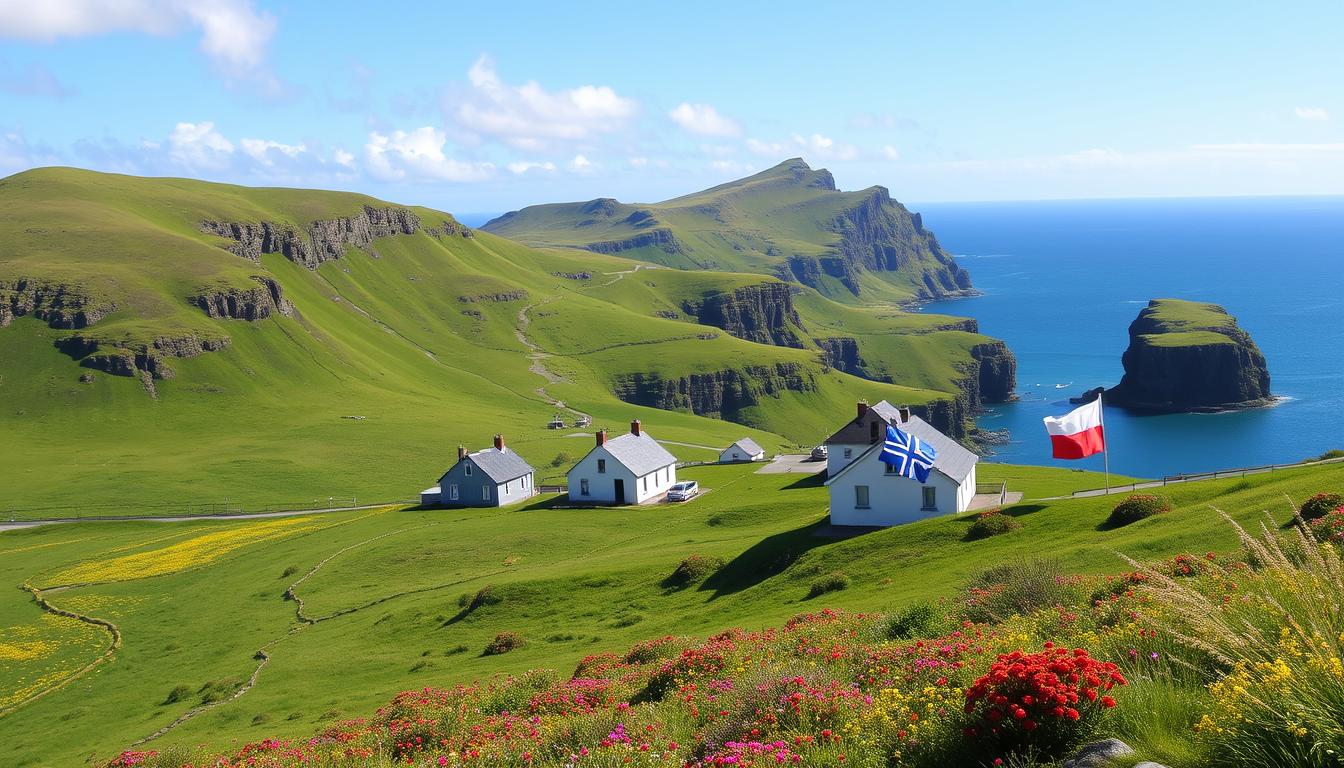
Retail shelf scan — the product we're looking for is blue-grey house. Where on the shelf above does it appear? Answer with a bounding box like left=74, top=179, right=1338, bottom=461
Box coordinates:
left=420, top=435, right=537, bottom=507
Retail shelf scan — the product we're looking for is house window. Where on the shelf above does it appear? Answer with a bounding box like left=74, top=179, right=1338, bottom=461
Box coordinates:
left=465, top=463, right=472, bottom=477
left=885, top=462, right=897, bottom=475
left=598, top=459, right=606, bottom=473
left=844, top=448, right=853, bottom=460
left=483, top=485, right=491, bottom=500
left=855, top=485, right=870, bottom=509
left=505, top=481, right=510, bottom=494
left=642, top=476, right=648, bottom=492
left=870, top=421, right=880, bottom=443
left=580, top=479, right=590, bottom=496
left=922, top=486, right=937, bottom=510
left=448, top=484, right=459, bottom=501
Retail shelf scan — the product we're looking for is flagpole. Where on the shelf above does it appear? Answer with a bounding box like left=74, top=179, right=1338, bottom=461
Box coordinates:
left=1099, top=392, right=1111, bottom=493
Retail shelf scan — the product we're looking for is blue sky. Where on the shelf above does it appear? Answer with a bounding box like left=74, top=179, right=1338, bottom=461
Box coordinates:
left=1, top=0, right=1341, bottom=213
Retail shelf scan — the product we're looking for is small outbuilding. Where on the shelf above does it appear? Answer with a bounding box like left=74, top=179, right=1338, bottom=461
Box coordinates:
left=421, top=435, right=537, bottom=508
left=567, top=420, right=678, bottom=505
left=719, top=438, right=765, bottom=463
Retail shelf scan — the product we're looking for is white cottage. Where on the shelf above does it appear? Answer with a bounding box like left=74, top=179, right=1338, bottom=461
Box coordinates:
left=824, top=401, right=979, bottom=527
left=567, top=420, right=678, bottom=505
left=719, top=438, right=765, bottom=463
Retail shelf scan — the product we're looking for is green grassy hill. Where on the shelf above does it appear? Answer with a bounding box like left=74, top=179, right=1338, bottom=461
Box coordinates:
left=2, top=460, right=1338, bottom=766
left=0, top=168, right=1011, bottom=517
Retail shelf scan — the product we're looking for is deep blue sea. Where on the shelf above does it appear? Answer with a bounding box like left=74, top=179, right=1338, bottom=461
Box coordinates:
left=916, top=197, right=1344, bottom=479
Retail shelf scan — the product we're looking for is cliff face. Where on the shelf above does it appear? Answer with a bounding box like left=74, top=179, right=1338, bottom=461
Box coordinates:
left=201, top=205, right=467, bottom=269
left=0, top=278, right=116, bottom=329
left=190, top=277, right=293, bottom=320
left=612, top=363, right=817, bottom=422
left=1107, top=299, right=1272, bottom=413
left=815, top=337, right=869, bottom=378
left=58, top=332, right=231, bottom=383
left=970, top=340, right=1017, bottom=403
left=681, top=283, right=804, bottom=348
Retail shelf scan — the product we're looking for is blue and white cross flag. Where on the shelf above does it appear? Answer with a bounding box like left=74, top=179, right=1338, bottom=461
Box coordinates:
left=879, top=424, right=938, bottom=483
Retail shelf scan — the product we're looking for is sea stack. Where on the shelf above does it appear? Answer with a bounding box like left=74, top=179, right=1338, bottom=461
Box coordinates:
left=1107, top=298, right=1272, bottom=413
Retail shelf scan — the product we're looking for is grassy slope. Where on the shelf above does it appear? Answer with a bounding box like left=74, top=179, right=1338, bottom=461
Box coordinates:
left=1137, top=298, right=1241, bottom=347
left=0, top=168, right=966, bottom=517
left=1, top=461, right=1337, bottom=765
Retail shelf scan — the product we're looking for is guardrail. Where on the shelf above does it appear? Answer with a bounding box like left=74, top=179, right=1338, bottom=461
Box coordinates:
left=1069, top=455, right=1344, bottom=497
left=976, top=482, right=1008, bottom=506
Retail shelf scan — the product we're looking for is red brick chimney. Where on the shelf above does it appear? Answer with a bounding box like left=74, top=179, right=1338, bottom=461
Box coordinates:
left=493, top=434, right=505, bottom=451
left=856, top=400, right=869, bottom=420
left=898, top=405, right=911, bottom=423
left=596, top=429, right=608, bottom=447
left=630, top=419, right=642, bottom=437
left=457, top=445, right=467, bottom=461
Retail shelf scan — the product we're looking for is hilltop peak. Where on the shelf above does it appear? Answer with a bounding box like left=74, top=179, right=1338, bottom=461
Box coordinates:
left=740, top=158, right=835, bottom=191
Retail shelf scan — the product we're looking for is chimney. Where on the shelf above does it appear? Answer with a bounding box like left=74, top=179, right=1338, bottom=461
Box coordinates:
left=457, top=445, right=467, bottom=461
left=596, top=429, right=608, bottom=447
left=898, top=405, right=911, bottom=423
left=856, top=400, right=869, bottom=420
left=630, top=419, right=642, bottom=437
left=493, top=434, right=505, bottom=452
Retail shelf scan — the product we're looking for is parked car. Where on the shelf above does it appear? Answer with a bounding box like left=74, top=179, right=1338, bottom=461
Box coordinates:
left=547, top=415, right=565, bottom=429
left=810, top=445, right=828, bottom=460
left=667, top=481, right=699, bottom=502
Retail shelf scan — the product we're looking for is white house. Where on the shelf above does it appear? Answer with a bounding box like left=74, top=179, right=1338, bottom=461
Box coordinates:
left=420, top=435, right=537, bottom=508
left=719, top=438, right=765, bottom=463
left=824, top=401, right=979, bottom=527
left=567, top=420, right=679, bottom=505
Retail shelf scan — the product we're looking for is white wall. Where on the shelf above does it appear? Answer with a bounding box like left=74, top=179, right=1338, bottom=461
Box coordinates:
left=827, top=443, right=866, bottom=477
left=828, top=452, right=968, bottom=527
left=719, top=447, right=763, bottom=463
left=567, top=446, right=677, bottom=504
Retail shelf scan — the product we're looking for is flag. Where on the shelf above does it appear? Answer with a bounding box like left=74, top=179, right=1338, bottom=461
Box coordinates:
left=1043, top=398, right=1106, bottom=459
left=880, top=424, right=938, bottom=483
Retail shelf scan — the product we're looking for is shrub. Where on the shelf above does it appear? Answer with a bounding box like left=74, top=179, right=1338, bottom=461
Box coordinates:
left=1107, top=494, right=1171, bottom=527
left=1309, top=508, right=1344, bottom=543
left=965, top=509, right=1022, bottom=540
left=884, top=599, right=944, bottom=640
left=962, top=559, right=1084, bottom=623
left=280, top=565, right=299, bottom=578
left=462, top=585, right=502, bottom=612
left=1299, top=492, right=1344, bottom=521
left=444, top=644, right=469, bottom=656
left=807, top=571, right=851, bottom=598
left=161, top=685, right=192, bottom=705
left=483, top=631, right=525, bottom=656
left=549, top=451, right=573, bottom=468
left=963, top=643, right=1125, bottom=759
left=662, top=554, right=725, bottom=588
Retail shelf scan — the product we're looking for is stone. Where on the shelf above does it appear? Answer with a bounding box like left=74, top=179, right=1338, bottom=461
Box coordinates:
left=1062, top=738, right=1135, bottom=768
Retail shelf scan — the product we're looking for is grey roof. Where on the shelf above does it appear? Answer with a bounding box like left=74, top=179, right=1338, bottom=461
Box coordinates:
left=728, top=438, right=765, bottom=456
left=599, top=432, right=678, bottom=476
left=825, top=400, right=978, bottom=484
left=463, top=447, right=534, bottom=484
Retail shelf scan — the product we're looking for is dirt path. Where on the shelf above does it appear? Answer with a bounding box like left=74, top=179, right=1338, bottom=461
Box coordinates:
left=514, top=296, right=590, bottom=424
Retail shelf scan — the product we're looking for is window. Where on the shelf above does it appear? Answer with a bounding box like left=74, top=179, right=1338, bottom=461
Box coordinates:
left=464, top=463, right=472, bottom=477
left=597, top=459, right=606, bottom=473
left=505, top=481, right=510, bottom=494
left=855, top=485, right=870, bottom=509
left=870, top=421, right=880, bottom=443
left=885, top=462, right=897, bottom=475
left=580, top=479, right=590, bottom=496
left=483, top=485, right=491, bottom=500
left=642, top=476, right=648, bottom=492
left=843, top=448, right=852, bottom=460
left=448, top=484, right=459, bottom=501
left=922, top=486, right=937, bottom=510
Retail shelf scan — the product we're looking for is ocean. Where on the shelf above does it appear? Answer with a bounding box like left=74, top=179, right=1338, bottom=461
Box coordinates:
left=916, top=196, right=1344, bottom=479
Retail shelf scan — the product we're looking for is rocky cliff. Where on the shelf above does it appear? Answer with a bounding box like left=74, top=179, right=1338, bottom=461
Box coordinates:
left=815, top=337, right=870, bottom=378
left=970, top=340, right=1017, bottom=403
left=681, top=282, right=805, bottom=348
left=1107, top=299, right=1272, bottom=413
left=189, top=276, right=293, bottom=320
left=612, top=363, right=818, bottom=423
left=57, top=332, right=231, bottom=387
left=201, top=205, right=467, bottom=269
left=0, top=277, right=116, bottom=328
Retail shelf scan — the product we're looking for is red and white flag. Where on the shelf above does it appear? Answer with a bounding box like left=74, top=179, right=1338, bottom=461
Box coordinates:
left=1043, top=398, right=1106, bottom=459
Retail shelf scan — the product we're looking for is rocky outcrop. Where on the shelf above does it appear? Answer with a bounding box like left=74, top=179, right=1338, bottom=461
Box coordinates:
left=458, top=289, right=527, bottom=303
left=1, top=278, right=115, bottom=329
left=612, top=363, right=818, bottom=421
left=58, top=332, right=231, bottom=381
left=815, top=337, right=870, bottom=378
left=201, top=206, right=464, bottom=269
left=189, top=277, right=292, bottom=320
left=1107, top=299, right=1272, bottom=413
left=970, top=340, right=1017, bottom=403
left=586, top=228, right=683, bottom=257
left=681, top=282, right=804, bottom=348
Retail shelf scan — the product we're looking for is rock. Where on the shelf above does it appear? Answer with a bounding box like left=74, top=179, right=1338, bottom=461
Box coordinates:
left=189, top=276, right=293, bottom=320
left=612, top=364, right=819, bottom=422
left=681, top=282, right=805, bottom=348
left=1107, top=299, right=1272, bottom=413
left=0, top=277, right=116, bottom=329
left=970, top=340, right=1017, bottom=404
left=1071, top=386, right=1106, bottom=405
left=457, top=289, right=528, bottom=303
left=78, top=372, right=95, bottom=384
left=586, top=227, right=683, bottom=256
left=201, top=205, right=452, bottom=269
left=1062, top=738, right=1135, bottom=768
left=1134, top=763, right=1171, bottom=768
left=815, top=337, right=868, bottom=377
left=58, top=332, right=231, bottom=381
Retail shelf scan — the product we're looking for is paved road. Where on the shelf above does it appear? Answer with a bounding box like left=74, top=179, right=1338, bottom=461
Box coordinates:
left=756, top=454, right=827, bottom=475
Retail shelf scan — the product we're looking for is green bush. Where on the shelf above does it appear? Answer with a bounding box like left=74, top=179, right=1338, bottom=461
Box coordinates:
left=662, top=554, right=725, bottom=588
left=1299, top=492, right=1344, bottom=521
left=962, top=559, right=1084, bottom=623
left=965, top=509, right=1022, bottom=540
left=161, top=684, right=193, bottom=705
left=483, top=631, right=525, bottom=656
left=807, top=571, right=851, bottom=598
left=884, top=600, right=944, bottom=640
left=1107, top=494, right=1171, bottom=527
left=461, top=585, right=502, bottom=612
left=280, top=565, right=299, bottom=578
left=549, top=451, right=574, bottom=468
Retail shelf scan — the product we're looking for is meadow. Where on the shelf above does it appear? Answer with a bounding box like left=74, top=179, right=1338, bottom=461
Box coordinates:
left=2, top=459, right=1339, bottom=766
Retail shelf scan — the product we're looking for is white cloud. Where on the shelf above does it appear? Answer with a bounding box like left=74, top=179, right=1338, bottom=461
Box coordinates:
left=0, top=128, right=60, bottom=172
left=668, top=102, right=740, bottom=137
left=628, top=156, right=649, bottom=168
left=239, top=138, right=306, bottom=166
left=506, top=160, right=556, bottom=175
left=882, top=145, right=901, bottom=161
left=168, top=121, right=234, bottom=170
left=710, top=159, right=755, bottom=175
left=451, top=55, right=638, bottom=150
left=1295, top=107, right=1330, bottom=122
left=0, top=0, right=276, bottom=77
left=569, top=154, right=593, bottom=173
left=746, top=133, right=858, bottom=161
left=746, top=138, right=787, bottom=156
left=333, top=149, right=355, bottom=168
left=364, top=126, right=494, bottom=182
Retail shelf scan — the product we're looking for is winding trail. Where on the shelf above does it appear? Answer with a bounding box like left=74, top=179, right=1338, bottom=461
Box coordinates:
left=514, top=296, right=590, bottom=424
left=0, top=584, right=122, bottom=718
